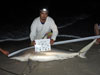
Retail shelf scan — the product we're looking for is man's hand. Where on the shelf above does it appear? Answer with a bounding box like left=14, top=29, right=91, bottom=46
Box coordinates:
left=31, top=41, right=36, bottom=46
left=50, top=39, right=54, bottom=45
left=0, top=48, right=9, bottom=56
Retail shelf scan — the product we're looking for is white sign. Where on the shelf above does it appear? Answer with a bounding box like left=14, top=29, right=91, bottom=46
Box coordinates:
left=35, top=39, right=51, bottom=52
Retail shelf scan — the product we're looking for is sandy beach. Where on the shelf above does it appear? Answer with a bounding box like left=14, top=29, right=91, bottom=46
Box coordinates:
left=0, top=39, right=100, bottom=75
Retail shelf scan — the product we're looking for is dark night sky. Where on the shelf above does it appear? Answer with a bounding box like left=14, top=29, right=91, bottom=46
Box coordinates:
left=0, top=1, right=100, bottom=37
left=1, top=1, right=100, bottom=25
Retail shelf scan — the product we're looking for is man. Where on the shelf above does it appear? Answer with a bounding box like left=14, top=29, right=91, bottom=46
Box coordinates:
left=94, top=23, right=100, bottom=35
left=30, top=8, right=58, bottom=45
left=94, top=23, right=100, bottom=44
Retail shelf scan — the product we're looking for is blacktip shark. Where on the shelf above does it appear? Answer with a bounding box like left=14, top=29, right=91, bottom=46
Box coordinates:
left=9, top=39, right=96, bottom=62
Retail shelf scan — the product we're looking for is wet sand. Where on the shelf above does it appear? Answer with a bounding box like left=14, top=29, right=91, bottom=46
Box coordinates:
left=0, top=39, right=100, bottom=75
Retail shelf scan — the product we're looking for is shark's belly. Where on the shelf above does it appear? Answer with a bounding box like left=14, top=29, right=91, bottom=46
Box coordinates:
left=29, top=52, right=79, bottom=62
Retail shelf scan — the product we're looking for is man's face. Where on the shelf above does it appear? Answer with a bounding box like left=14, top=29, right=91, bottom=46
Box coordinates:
left=40, top=12, right=48, bottom=20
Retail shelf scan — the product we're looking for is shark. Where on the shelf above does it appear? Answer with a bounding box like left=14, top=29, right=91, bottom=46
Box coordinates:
left=9, top=39, right=96, bottom=62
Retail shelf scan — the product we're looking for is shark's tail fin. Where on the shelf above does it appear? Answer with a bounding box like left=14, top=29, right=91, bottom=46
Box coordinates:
left=78, top=39, right=96, bottom=58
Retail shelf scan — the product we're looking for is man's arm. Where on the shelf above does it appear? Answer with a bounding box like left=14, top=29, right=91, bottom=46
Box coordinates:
left=30, top=20, right=37, bottom=45
left=50, top=18, right=58, bottom=43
